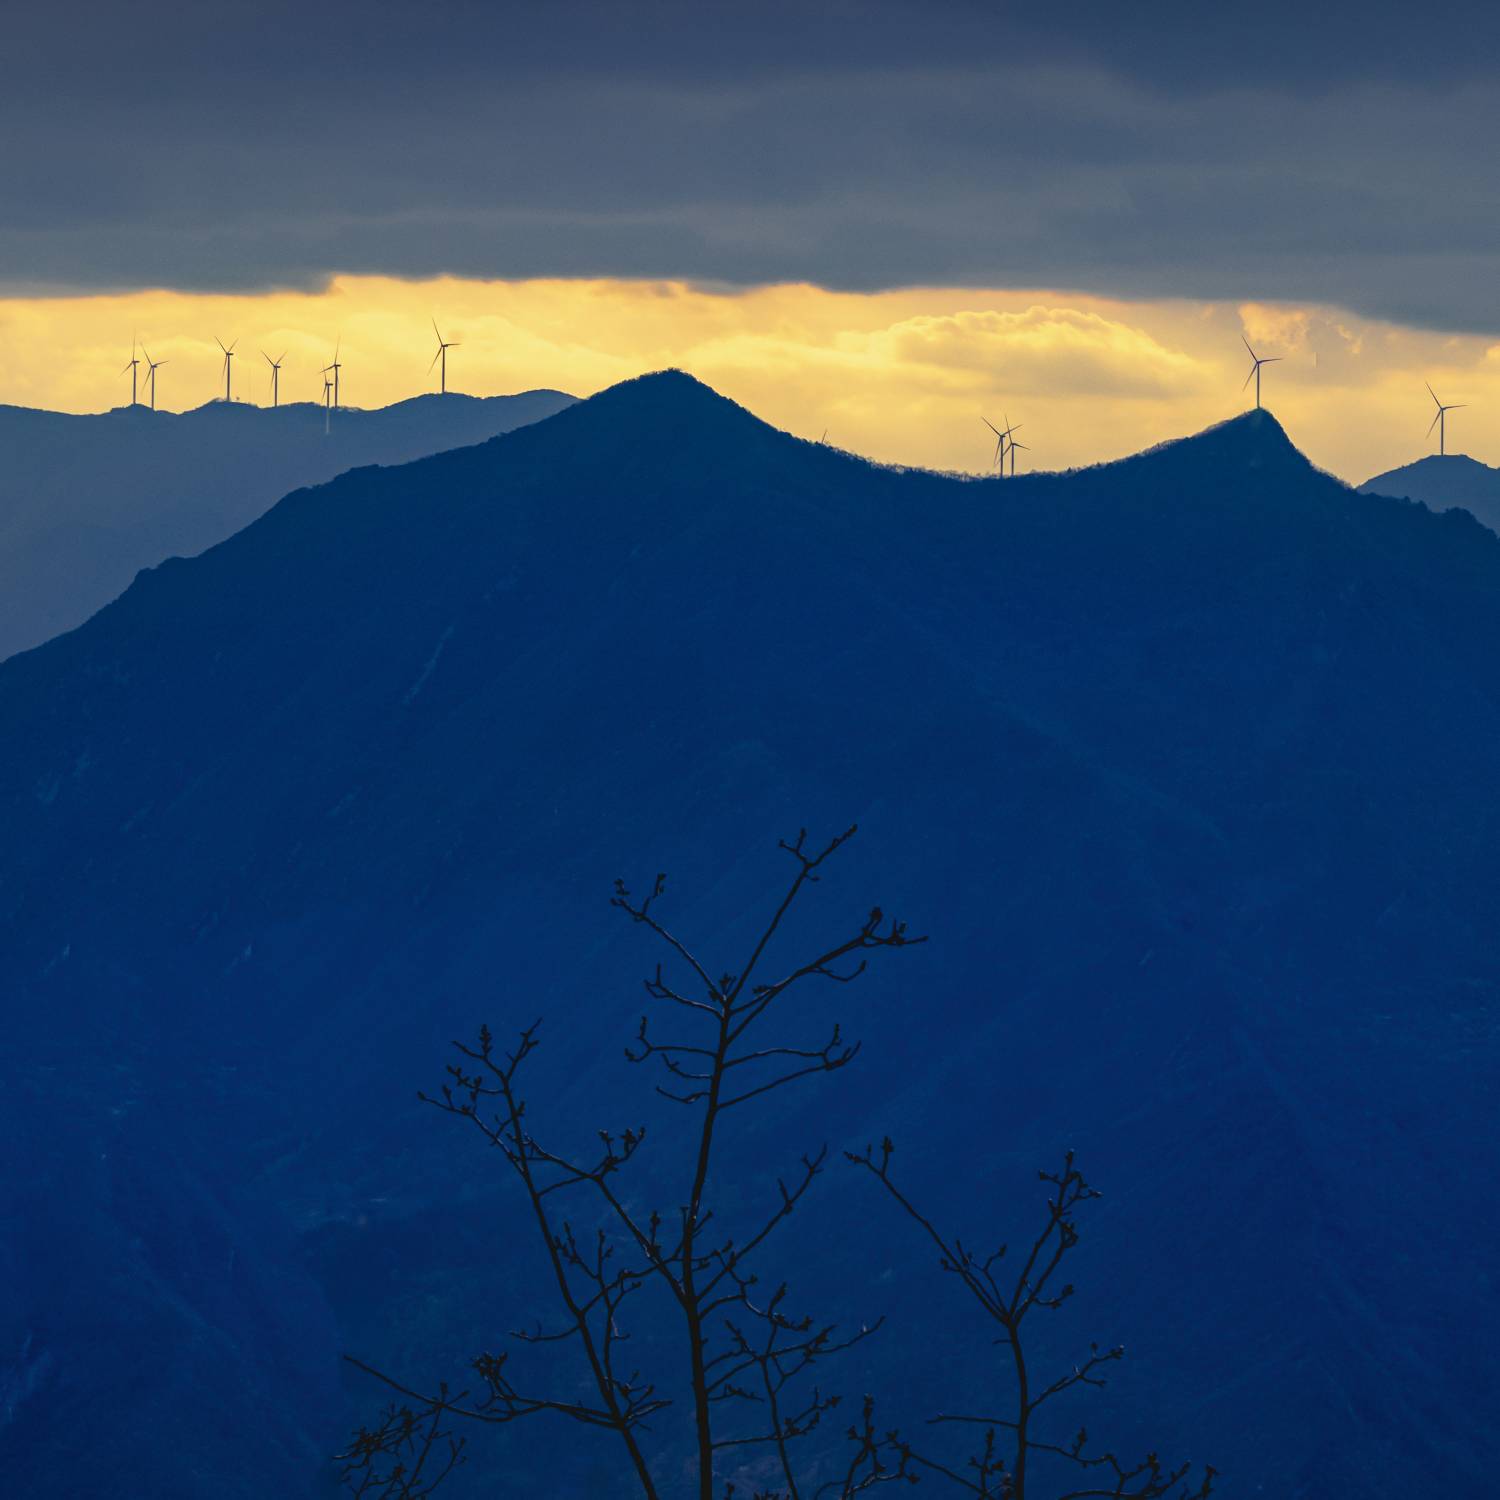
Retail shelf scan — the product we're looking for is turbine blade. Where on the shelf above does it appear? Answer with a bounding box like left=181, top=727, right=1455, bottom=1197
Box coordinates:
left=982, top=417, right=1002, bottom=436
left=216, top=337, right=227, bottom=353
left=1242, top=334, right=1258, bottom=358
left=1242, top=367, right=1256, bottom=391
left=1452, top=404, right=1469, bottom=411
left=1264, top=357, right=1283, bottom=365
left=1427, top=381, right=1441, bottom=408
left=428, top=349, right=442, bottom=373
left=1427, top=411, right=1441, bottom=437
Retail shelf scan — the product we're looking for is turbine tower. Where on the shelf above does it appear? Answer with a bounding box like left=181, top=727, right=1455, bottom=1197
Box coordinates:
left=121, top=340, right=141, bottom=406
left=216, top=337, right=238, bottom=403
left=429, top=320, right=459, bottom=395
left=322, top=341, right=342, bottom=411
left=1426, top=382, right=1466, bottom=457
left=263, top=350, right=286, bottom=408
left=141, top=348, right=166, bottom=411
left=322, top=373, right=333, bottom=435
left=1241, top=336, right=1281, bottom=410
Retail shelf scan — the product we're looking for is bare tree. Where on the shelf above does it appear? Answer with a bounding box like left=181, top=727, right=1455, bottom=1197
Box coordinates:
left=845, top=1143, right=1214, bottom=1500
left=340, top=830, right=1212, bottom=1499
left=340, top=1394, right=467, bottom=1499
left=341, top=826, right=924, bottom=1499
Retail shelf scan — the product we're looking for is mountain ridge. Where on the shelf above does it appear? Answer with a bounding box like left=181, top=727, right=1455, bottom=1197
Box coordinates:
left=0, top=386, right=577, bottom=661
left=0, top=387, right=573, bottom=423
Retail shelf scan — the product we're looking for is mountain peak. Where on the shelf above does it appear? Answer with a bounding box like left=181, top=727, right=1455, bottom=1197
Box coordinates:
left=1359, top=450, right=1500, bottom=535
left=1181, top=405, right=1296, bottom=453
left=1364, top=451, right=1491, bottom=486
left=1108, top=404, right=1313, bottom=488
left=518, top=369, right=782, bottom=476
left=569, top=368, right=767, bottom=431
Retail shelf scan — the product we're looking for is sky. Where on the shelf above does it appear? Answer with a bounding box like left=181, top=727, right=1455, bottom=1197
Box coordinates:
left=4, top=0, right=1500, bottom=480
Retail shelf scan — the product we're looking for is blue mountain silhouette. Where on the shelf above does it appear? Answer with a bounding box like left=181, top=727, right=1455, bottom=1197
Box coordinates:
left=1360, top=451, right=1500, bottom=535
left=2, top=373, right=1497, bottom=1498
left=0, top=389, right=575, bottom=660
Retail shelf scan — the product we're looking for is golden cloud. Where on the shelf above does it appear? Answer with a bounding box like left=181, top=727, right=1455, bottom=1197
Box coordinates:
left=869, top=307, right=1210, bottom=397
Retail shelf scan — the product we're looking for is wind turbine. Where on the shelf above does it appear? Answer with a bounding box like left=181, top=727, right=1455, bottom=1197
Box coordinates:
left=263, top=350, right=286, bottom=408
left=1008, top=439, right=1030, bottom=477
left=429, top=320, right=459, bottom=394
left=322, top=373, right=333, bottom=435
left=1241, top=336, right=1281, bottom=410
left=983, top=416, right=1021, bottom=475
left=141, top=347, right=166, bottom=411
left=1426, top=382, right=1466, bottom=457
left=322, top=340, right=342, bottom=410
left=121, top=340, right=141, bottom=406
left=216, top=337, right=238, bottom=402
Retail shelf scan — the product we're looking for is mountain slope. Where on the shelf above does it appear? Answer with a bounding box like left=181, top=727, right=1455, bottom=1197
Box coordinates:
left=1360, top=451, right=1500, bottom=533
left=2, top=377, right=1499, bottom=1498
left=0, top=389, right=574, bottom=659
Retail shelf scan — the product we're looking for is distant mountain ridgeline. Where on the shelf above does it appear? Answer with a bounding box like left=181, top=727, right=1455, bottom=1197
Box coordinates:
left=0, top=390, right=575, bottom=660
left=3, top=376, right=1499, bottom=1497
left=1360, top=451, right=1500, bottom=533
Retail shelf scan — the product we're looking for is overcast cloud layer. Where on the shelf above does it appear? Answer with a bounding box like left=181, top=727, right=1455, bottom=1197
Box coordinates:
left=9, top=0, right=1500, bottom=332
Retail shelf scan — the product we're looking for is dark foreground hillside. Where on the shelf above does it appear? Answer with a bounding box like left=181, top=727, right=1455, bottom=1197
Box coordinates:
left=2, top=374, right=1498, bottom=1497
left=0, top=389, right=574, bottom=659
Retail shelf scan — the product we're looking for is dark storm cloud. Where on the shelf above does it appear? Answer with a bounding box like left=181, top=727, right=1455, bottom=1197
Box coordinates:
left=7, top=0, right=1500, bottom=330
